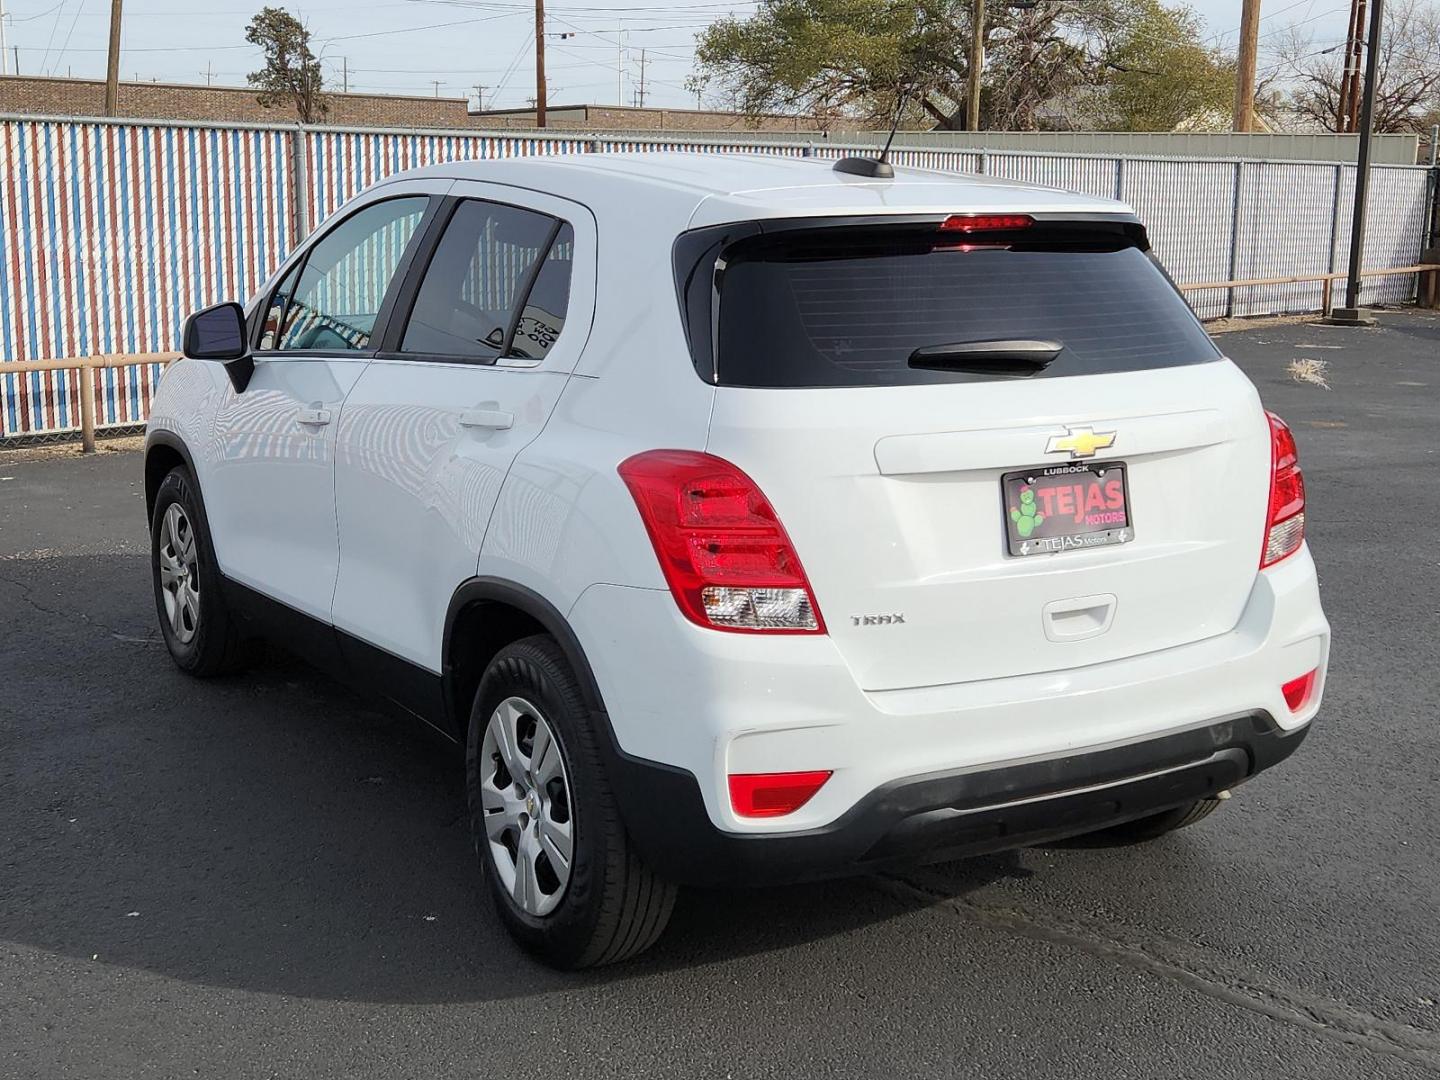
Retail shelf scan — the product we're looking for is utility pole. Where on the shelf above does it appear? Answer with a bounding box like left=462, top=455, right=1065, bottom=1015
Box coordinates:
left=966, top=0, right=984, bottom=131
left=1231, top=0, right=1261, bottom=132
left=1338, top=0, right=1363, bottom=130
left=616, top=20, right=622, bottom=105
left=637, top=48, right=646, bottom=108
left=0, top=0, right=9, bottom=77
left=104, top=0, right=123, bottom=116
left=204, top=60, right=213, bottom=86
left=534, top=0, right=547, bottom=127
left=1332, top=0, right=1385, bottom=323
left=473, top=83, right=487, bottom=111
left=1346, top=0, right=1367, bottom=131
left=342, top=56, right=348, bottom=94
left=431, top=79, right=441, bottom=97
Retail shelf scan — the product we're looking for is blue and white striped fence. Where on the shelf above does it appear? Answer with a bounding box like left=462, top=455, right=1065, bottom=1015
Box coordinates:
left=1, top=115, right=1434, bottom=439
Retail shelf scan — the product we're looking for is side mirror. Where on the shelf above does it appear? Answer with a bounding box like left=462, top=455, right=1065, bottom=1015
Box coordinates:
left=182, top=301, right=253, bottom=392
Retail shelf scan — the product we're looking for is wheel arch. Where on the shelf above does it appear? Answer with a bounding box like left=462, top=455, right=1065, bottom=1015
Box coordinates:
left=443, top=577, right=607, bottom=737
left=144, top=431, right=201, bottom=523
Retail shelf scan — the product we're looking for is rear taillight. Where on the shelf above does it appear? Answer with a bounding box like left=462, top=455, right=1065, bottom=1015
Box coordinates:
left=729, top=771, right=832, bottom=817
left=618, top=450, right=825, bottom=633
left=1261, top=411, right=1306, bottom=569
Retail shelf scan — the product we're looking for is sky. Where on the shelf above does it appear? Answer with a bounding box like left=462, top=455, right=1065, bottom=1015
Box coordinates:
left=0, top=0, right=1356, bottom=113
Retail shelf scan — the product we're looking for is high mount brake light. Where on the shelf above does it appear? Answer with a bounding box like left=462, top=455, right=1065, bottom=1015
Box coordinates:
left=618, top=450, right=825, bottom=634
left=939, top=214, right=1035, bottom=233
left=1261, top=411, right=1306, bottom=569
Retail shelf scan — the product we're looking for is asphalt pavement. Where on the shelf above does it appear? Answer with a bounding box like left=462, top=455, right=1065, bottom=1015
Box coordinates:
left=2, top=310, right=1438, bottom=1079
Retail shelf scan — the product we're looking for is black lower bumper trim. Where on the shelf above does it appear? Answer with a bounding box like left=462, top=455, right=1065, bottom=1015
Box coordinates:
left=600, top=712, right=1309, bottom=887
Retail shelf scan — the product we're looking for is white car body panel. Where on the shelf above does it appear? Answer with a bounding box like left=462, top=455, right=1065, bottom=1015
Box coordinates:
left=207, top=355, right=370, bottom=619
left=705, top=361, right=1271, bottom=691
left=332, top=362, right=571, bottom=669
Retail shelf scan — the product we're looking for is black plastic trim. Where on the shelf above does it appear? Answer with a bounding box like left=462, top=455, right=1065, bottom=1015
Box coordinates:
left=143, top=429, right=201, bottom=521
left=610, top=711, right=1312, bottom=887
left=442, top=576, right=608, bottom=726
left=220, top=577, right=349, bottom=684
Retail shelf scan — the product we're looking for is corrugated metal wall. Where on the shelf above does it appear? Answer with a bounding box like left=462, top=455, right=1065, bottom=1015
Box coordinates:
left=1, top=115, right=1433, bottom=438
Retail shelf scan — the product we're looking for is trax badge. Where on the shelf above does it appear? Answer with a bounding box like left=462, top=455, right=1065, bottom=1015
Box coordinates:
left=1045, top=426, right=1117, bottom=460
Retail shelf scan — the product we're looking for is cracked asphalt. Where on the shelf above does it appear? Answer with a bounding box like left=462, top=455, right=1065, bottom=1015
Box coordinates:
left=2, top=310, right=1438, bottom=1079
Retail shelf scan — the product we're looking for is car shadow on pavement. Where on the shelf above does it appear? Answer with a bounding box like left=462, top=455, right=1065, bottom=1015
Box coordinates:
left=0, top=553, right=1019, bottom=1005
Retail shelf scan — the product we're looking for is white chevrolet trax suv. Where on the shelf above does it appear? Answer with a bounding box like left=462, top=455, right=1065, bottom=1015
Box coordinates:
left=145, top=153, right=1329, bottom=969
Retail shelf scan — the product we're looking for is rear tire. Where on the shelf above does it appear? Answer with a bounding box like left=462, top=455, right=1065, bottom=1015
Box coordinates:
left=1082, top=797, right=1223, bottom=844
left=466, top=635, right=676, bottom=969
left=150, top=466, right=254, bottom=677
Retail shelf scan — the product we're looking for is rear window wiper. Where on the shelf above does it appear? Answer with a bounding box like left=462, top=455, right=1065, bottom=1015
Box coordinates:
left=908, top=339, right=1063, bottom=377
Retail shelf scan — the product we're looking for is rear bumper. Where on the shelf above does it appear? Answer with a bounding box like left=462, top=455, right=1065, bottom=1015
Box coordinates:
left=602, top=711, right=1308, bottom=887
left=570, top=546, right=1329, bottom=837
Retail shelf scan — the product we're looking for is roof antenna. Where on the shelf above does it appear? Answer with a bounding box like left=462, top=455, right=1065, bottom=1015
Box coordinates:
left=834, top=84, right=911, bottom=179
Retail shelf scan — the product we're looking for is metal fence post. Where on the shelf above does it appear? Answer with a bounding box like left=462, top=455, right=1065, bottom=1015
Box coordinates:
left=1226, top=161, right=1244, bottom=318
left=78, top=358, right=96, bottom=453
left=1325, top=164, right=1343, bottom=316
left=290, top=124, right=311, bottom=243
left=1115, top=156, right=1126, bottom=202
left=977, top=149, right=988, bottom=175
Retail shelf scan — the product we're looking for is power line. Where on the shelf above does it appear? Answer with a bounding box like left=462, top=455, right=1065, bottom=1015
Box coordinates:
left=48, top=0, right=85, bottom=74
left=321, top=11, right=519, bottom=43
left=37, top=0, right=66, bottom=71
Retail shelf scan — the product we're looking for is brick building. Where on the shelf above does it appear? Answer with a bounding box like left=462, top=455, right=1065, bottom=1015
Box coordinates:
left=0, top=75, right=827, bottom=132
left=473, top=104, right=830, bottom=132
left=0, top=75, right=477, bottom=129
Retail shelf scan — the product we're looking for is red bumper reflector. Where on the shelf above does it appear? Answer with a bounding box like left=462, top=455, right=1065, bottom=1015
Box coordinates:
left=728, top=770, right=833, bottom=818
left=1282, top=669, right=1318, bottom=712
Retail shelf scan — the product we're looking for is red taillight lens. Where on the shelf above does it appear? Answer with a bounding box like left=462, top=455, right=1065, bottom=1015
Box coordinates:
left=939, top=213, right=1034, bottom=233
left=729, top=771, right=832, bottom=817
left=1282, top=669, right=1317, bottom=712
left=618, top=450, right=825, bottom=633
left=1261, top=411, right=1306, bottom=568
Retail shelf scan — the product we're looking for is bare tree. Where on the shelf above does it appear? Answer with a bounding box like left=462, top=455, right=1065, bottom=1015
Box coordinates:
left=1266, top=0, right=1440, bottom=133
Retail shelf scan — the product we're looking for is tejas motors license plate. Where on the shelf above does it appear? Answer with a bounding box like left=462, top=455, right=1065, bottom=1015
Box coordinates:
left=1001, top=461, right=1133, bottom=557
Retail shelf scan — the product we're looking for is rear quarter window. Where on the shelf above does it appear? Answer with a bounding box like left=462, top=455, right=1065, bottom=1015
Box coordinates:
left=678, top=219, right=1220, bottom=388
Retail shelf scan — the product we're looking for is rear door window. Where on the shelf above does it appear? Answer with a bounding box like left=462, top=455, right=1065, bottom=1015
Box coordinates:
left=398, top=199, right=570, bottom=362
left=691, top=221, right=1219, bottom=388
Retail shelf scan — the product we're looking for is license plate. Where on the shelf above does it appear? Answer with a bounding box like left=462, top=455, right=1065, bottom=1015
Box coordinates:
left=1001, top=461, right=1133, bottom=557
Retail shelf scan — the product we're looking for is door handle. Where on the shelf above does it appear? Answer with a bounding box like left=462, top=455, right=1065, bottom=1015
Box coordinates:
left=297, top=406, right=332, bottom=427
left=458, top=407, right=514, bottom=431
left=1042, top=594, right=1116, bottom=642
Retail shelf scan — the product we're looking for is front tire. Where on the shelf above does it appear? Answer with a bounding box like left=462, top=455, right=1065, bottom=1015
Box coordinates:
left=150, top=466, right=253, bottom=677
left=466, top=635, right=676, bottom=969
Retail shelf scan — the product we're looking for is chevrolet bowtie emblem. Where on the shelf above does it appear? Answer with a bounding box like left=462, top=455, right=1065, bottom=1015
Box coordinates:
left=1045, top=426, right=1117, bottom=459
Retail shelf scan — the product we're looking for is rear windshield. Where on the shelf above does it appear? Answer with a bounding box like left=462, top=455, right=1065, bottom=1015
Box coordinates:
left=682, top=221, right=1219, bottom=388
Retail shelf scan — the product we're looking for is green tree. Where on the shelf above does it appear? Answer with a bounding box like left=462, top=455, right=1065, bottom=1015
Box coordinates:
left=691, top=0, right=1231, bottom=132
left=246, top=6, right=329, bottom=123
left=1082, top=1, right=1236, bottom=130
